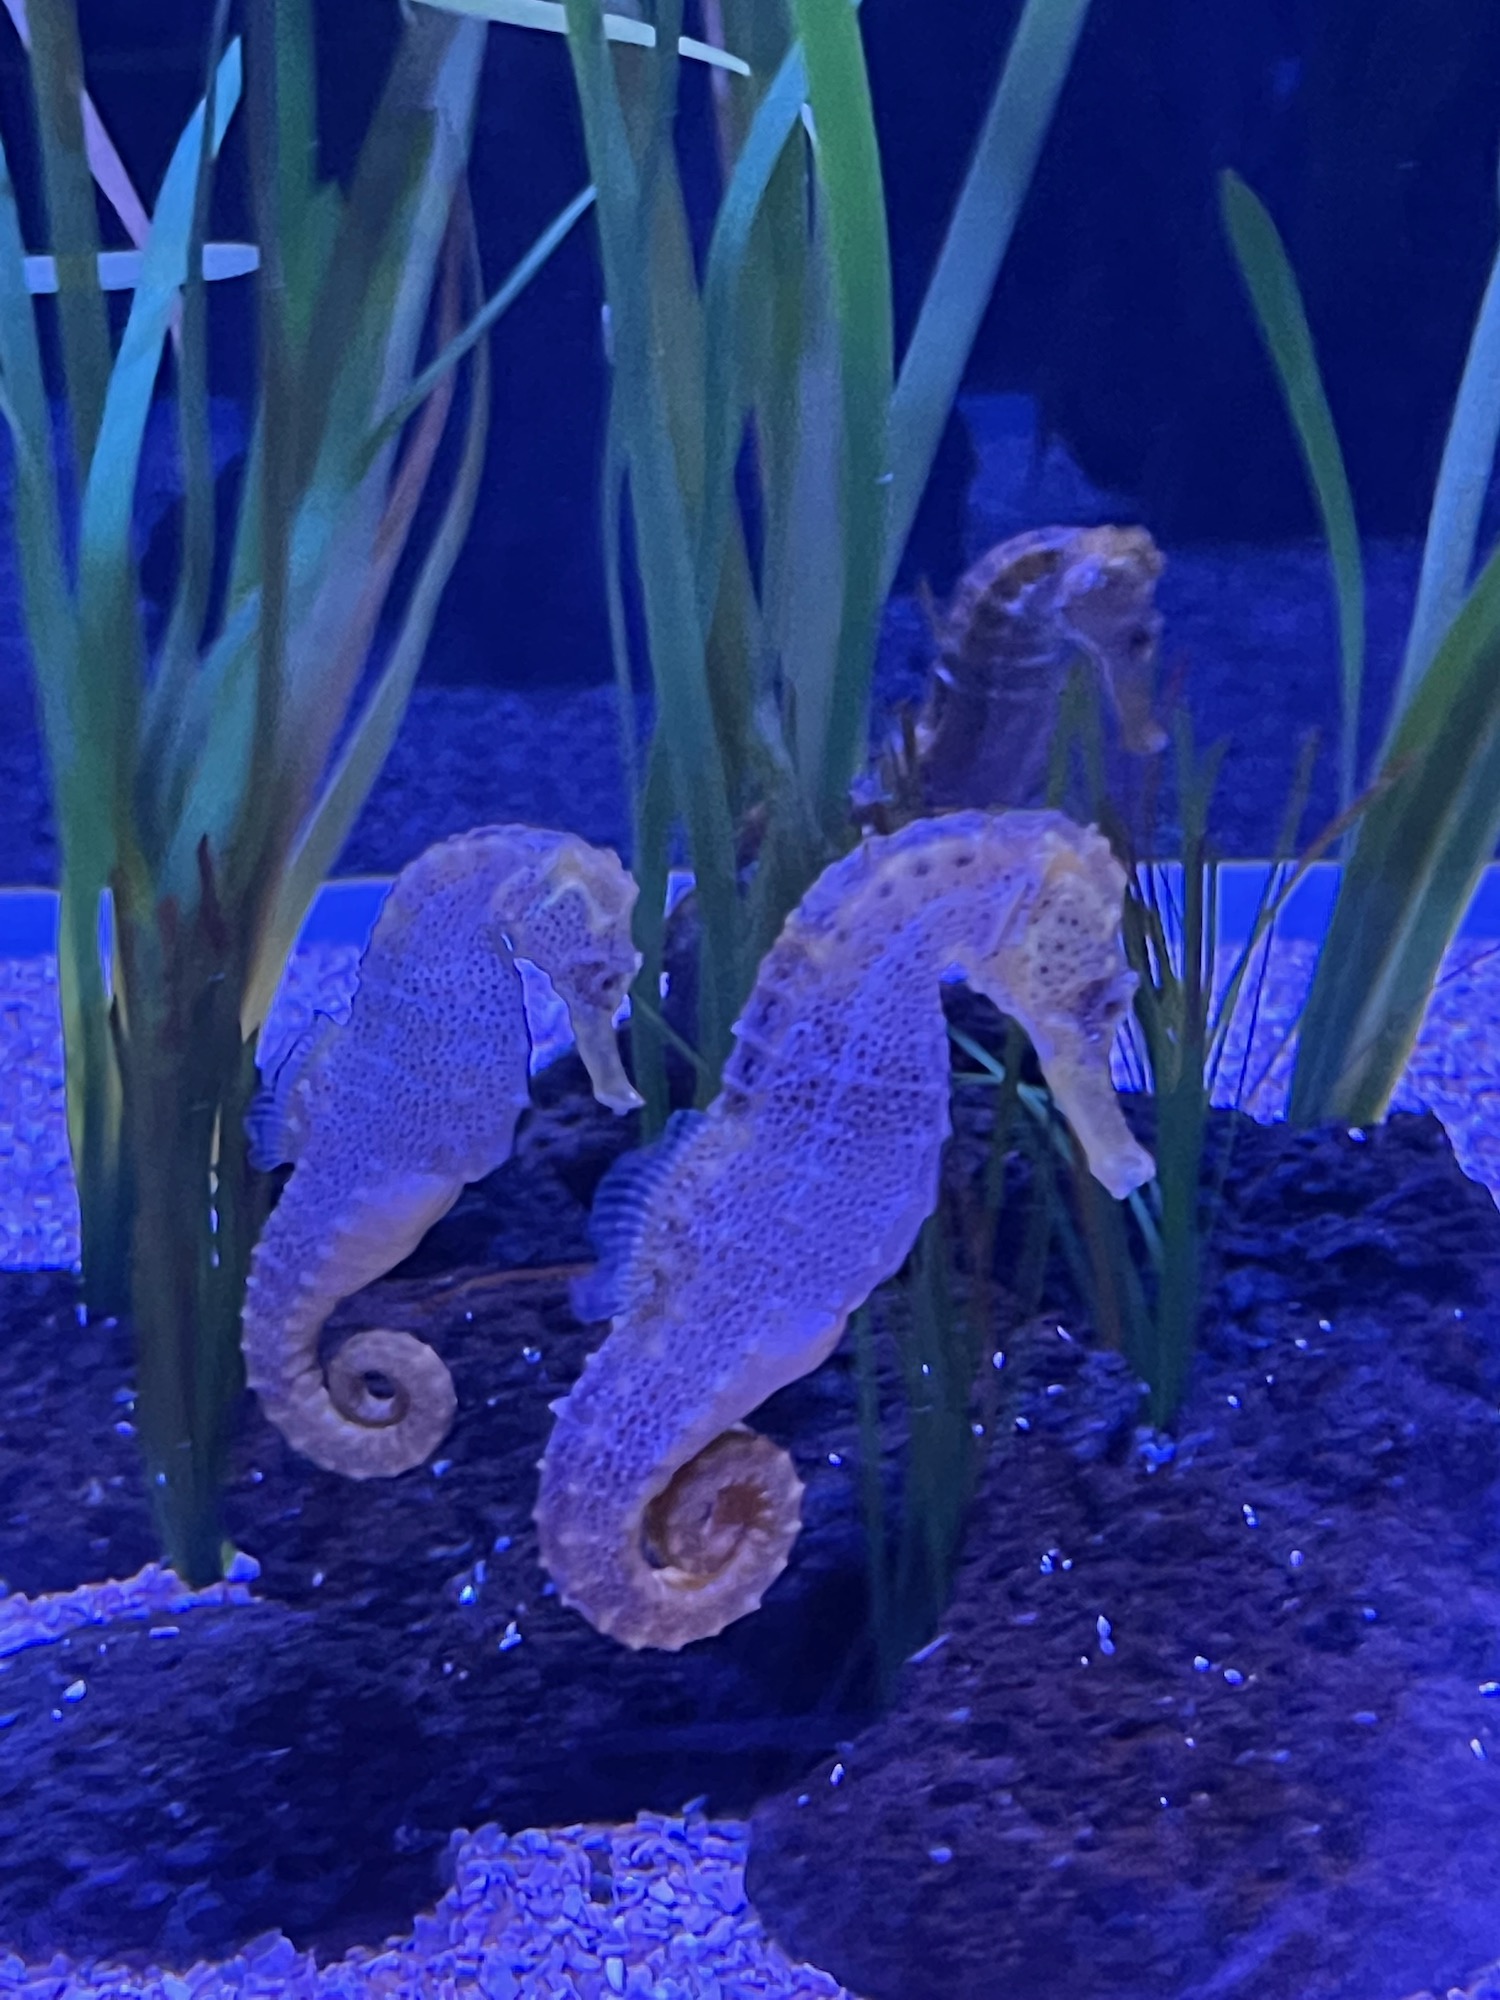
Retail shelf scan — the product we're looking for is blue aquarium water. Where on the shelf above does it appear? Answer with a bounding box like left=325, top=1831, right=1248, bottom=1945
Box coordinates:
left=1, top=5, right=1500, bottom=1998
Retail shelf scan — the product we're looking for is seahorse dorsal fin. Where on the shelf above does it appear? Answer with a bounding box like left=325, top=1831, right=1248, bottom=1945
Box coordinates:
left=245, top=1013, right=337, bottom=1171
left=570, top=1108, right=711, bottom=1323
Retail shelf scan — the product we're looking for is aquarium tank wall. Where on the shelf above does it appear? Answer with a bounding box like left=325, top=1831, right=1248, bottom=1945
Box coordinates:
left=1, top=3, right=1499, bottom=1997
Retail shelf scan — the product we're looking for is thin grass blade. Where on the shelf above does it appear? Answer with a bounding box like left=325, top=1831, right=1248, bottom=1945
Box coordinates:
left=1, top=0, right=152, bottom=247
left=697, top=41, right=806, bottom=623
left=158, top=2, right=233, bottom=724
left=787, top=0, right=892, bottom=828
left=363, top=183, right=595, bottom=469
left=243, top=227, right=490, bottom=1032
left=1220, top=169, right=1364, bottom=823
left=76, top=39, right=244, bottom=873
left=883, top=0, right=1093, bottom=596
left=26, top=0, right=110, bottom=489
left=1387, top=232, right=1500, bottom=745
left=267, top=17, right=485, bottom=857
left=1288, top=537, right=1500, bottom=1124
left=564, top=0, right=742, bottom=1078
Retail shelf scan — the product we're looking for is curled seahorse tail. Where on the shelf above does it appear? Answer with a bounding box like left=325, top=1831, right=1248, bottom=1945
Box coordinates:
left=323, top=1327, right=458, bottom=1478
left=534, top=1421, right=805, bottom=1652
left=243, top=1317, right=458, bottom=1481
left=241, top=1168, right=464, bottom=1478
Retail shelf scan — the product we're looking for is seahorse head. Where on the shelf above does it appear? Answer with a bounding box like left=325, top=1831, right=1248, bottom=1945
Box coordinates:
left=938, top=523, right=1168, bottom=756
left=965, top=813, right=1155, bottom=1199
left=1049, top=525, right=1167, bottom=755
left=488, top=829, right=645, bottom=1113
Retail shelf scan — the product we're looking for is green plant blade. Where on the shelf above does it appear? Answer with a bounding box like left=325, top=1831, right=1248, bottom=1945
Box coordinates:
left=770, top=241, right=844, bottom=808
left=883, top=0, right=1093, bottom=597
left=290, top=14, right=480, bottom=507
left=1288, top=537, right=1500, bottom=1125
left=1387, top=232, right=1500, bottom=747
left=158, top=0, right=233, bottom=713
left=564, top=0, right=743, bottom=1079
left=363, top=182, right=595, bottom=470
left=697, top=41, right=807, bottom=626
left=0, top=114, right=124, bottom=1301
left=1220, top=169, right=1364, bottom=823
left=243, top=231, right=491, bottom=1034
left=268, top=0, right=319, bottom=359
left=787, top=0, right=892, bottom=828
left=1, top=0, right=155, bottom=253
left=26, top=0, right=110, bottom=496
left=152, top=18, right=485, bottom=908
left=80, top=41, right=242, bottom=558
left=0, top=126, right=72, bottom=760
left=75, top=39, right=244, bottom=845
left=263, top=14, right=485, bottom=879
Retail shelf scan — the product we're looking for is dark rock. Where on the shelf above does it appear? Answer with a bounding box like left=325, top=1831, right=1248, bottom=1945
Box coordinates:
left=747, top=1110, right=1500, bottom=2000
left=0, top=1043, right=900, bottom=1971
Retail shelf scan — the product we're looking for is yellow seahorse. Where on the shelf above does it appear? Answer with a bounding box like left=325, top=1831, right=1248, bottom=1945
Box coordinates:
left=240, top=824, right=643, bottom=1479
left=534, top=808, right=1154, bottom=1650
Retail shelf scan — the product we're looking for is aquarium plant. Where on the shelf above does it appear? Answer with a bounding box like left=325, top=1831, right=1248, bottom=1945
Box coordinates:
left=528, top=0, right=1102, bottom=1666
left=430, top=0, right=1097, bottom=1122
left=1222, top=166, right=1500, bottom=1125
left=0, top=1, right=584, bottom=1581
left=1012, top=660, right=1402, bottom=1432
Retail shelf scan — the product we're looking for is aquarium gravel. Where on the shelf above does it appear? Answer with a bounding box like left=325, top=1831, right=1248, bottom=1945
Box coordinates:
left=0, top=1810, right=851, bottom=1998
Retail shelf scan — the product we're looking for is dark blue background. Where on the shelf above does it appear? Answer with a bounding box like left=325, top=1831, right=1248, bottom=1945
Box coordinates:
left=3, top=0, right=1498, bottom=688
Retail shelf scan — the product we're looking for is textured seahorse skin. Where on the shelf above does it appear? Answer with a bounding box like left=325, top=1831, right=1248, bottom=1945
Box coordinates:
left=914, top=524, right=1168, bottom=811
left=240, top=824, right=643, bottom=1479
left=535, top=808, right=1154, bottom=1650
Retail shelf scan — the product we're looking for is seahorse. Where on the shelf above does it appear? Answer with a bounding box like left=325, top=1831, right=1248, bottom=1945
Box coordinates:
left=891, top=524, right=1168, bottom=814
left=534, top=808, right=1154, bottom=1650
left=240, top=824, right=643, bottom=1479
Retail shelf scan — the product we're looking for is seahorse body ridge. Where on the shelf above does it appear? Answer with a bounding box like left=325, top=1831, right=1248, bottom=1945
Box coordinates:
left=535, top=807, right=1154, bottom=1650
left=240, top=823, right=643, bottom=1479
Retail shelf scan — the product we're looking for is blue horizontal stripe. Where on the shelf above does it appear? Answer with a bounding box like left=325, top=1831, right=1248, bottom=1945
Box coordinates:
left=0, top=861, right=1496, bottom=956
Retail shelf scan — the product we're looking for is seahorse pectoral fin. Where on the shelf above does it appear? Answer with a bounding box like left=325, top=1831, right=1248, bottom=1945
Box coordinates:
left=571, top=1109, right=710, bottom=1322
left=245, top=1013, right=339, bottom=1169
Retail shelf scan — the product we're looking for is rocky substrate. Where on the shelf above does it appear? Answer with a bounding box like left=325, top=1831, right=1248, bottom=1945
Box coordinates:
left=0, top=1810, right=848, bottom=2000
left=747, top=1109, right=1500, bottom=2000
left=0, top=1044, right=901, bottom=1984
left=7, top=983, right=1500, bottom=1995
